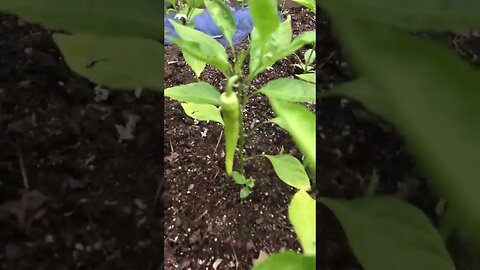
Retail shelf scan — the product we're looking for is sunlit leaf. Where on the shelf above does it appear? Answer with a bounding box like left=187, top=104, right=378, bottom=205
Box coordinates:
left=289, top=190, right=316, bottom=255
left=204, top=0, right=236, bottom=47
left=181, top=103, right=224, bottom=124
left=258, top=78, right=315, bottom=103
left=251, top=252, right=315, bottom=270
left=165, top=82, right=221, bottom=105
left=265, top=154, right=311, bottom=190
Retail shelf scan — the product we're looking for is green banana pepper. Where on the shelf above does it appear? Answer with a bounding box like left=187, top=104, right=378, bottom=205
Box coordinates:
left=220, top=75, right=241, bottom=176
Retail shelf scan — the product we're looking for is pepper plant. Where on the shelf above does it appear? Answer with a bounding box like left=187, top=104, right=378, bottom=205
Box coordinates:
left=317, top=0, right=480, bottom=269
left=165, top=0, right=316, bottom=268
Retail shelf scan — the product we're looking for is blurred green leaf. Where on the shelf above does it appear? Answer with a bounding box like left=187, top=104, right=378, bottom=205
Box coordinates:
left=292, top=0, right=316, bottom=13
left=322, top=196, right=455, bottom=270
left=204, top=0, right=236, bottom=47
left=53, top=33, right=163, bottom=90
left=268, top=117, right=288, bottom=130
left=304, top=49, right=316, bottom=66
left=296, top=73, right=316, bottom=83
left=269, top=99, right=316, bottom=170
left=180, top=103, right=224, bottom=124
left=232, top=171, right=247, bottom=185
left=333, top=20, right=480, bottom=242
left=0, top=0, right=162, bottom=39
left=289, top=190, right=316, bottom=255
left=169, top=20, right=230, bottom=75
left=265, top=155, right=311, bottom=190
left=240, top=186, right=251, bottom=199
left=165, top=82, right=221, bottom=105
left=249, top=0, right=280, bottom=40
left=252, top=252, right=316, bottom=270
left=258, top=78, right=315, bottom=103
left=319, top=0, right=480, bottom=31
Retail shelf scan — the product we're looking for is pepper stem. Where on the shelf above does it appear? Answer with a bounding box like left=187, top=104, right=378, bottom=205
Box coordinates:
left=226, top=75, right=240, bottom=96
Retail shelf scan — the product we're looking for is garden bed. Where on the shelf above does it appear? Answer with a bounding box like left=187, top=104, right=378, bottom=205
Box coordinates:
left=0, top=13, right=162, bottom=269
left=163, top=5, right=315, bottom=270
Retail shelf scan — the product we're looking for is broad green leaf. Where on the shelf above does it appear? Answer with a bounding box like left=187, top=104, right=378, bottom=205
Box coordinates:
left=249, top=16, right=292, bottom=79
left=296, top=73, right=316, bottom=83
left=292, top=0, right=316, bottom=13
left=258, top=78, right=315, bottom=103
left=322, top=197, right=455, bottom=270
left=289, top=190, right=316, bottom=255
left=239, top=186, right=251, bottom=199
left=264, top=155, right=310, bottom=190
left=180, top=103, right=224, bottom=124
left=204, top=0, right=236, bottom=48
left=183, top=51, right=206, bottom=78
left=169, top=20, right=230, bottom=75
left=245, top=178, right=255, bottom=188
left=232, top=171, right=247, bottom=185
left=327, top=78, right=394, bottom=120
left=268, top=117, right=288, bottom=131
left=249, top=0, right=280, bottom=40
left=53, top=33, right=163, bottom=90
left=333, top=21, right=480, bottom=242
left=0, top=0, right=162, bottom=39
left=304, top=49, right=316, bottom=66
left=252, top=252, right=316, bottom=270
left=319, top=0, right=480, bottom=31
left=165, top=82, right=221, bottom=105
left=269, top=99, right=316, bottom=170
left=277, top=31, right=316, bottom=60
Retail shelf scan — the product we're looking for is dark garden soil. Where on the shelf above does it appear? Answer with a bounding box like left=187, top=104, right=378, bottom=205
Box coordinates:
left=316, top=13, right=480, bottom=270
left=0, top=13, right=163, bottom=270
left=164, top=6, right=315, bottom=270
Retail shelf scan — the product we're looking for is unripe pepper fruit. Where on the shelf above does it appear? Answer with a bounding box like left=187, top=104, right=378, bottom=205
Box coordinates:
left=220, top=76, right=240, bottom=176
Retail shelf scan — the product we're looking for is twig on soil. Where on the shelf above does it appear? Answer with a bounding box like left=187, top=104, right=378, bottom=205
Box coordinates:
left=11, top=144, right=29, bottom=190
left=213, top=168, right=220, bottom=180
left=213, top=130, right=223, bottom=155
left=193, top=209, right=208, bottom=223
left=169, top=139, right=174, bottom=153
left=229, top=241, right=239, bottom=270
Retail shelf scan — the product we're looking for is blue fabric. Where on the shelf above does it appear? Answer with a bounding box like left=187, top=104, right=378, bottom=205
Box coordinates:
left=164, top=7, right=279, bottom=47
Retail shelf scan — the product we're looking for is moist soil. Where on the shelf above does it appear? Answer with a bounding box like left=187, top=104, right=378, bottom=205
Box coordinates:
left=0, top=13, right=163, bottom=270
left=164, top=6, right=315, bottom=270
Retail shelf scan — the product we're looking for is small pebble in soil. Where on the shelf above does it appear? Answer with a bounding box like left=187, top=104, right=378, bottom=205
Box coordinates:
left=44, top=234, right=54, bottom=243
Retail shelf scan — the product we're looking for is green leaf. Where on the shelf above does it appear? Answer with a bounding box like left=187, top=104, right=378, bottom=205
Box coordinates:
left=264, top=154, right=311, bottom=190
left=269, top=99, right=316, bottom=171
left=319, top=0, right=480, bottom=31
left=333, top=21, right=480, bottom=242
left=292, top=0, right=316, bottom=13
left=269, top=117, right=288, bottom=131
left=296, top=73, right=316, bottom=83
left=204, top=0, right=236, bottom=47
left=289, top=190, right=316, bottom=255
left=304, top=49, right=316, bottom=66
left=245, top=178, right=255, bottom=188
left=169, top=20, right=230, bottom=75
left=251, top=252, right=316, bottom=270
left=232, top=171, right=247, bottom=185
left=183, top=51, right=206, bottom=78
left=0, top=0, right=162, bottom=39
left=240, top=186, right=251, bottom=199
left=53, top=33, right=163, bottom=90
left=258, top=78, right=315, bottom=103
left=249, top=16, right=292, bottom=79
left=165, top=82, right=221, bottom=105
left=180, top=103, right=224, bottom=124
left=249, top=0, right=280, bottom=40
left=322, top=197, right=455, bottom=270
left=277, top=31, right=316, bottom=60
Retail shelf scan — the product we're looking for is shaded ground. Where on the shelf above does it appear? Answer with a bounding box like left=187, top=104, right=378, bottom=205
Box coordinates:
left=0, top=13, right=163, bottom=270
left=164, top=6, right=315, bottom=270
